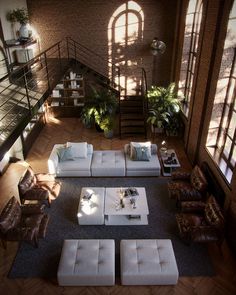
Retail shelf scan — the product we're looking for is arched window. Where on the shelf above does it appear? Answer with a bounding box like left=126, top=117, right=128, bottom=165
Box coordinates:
left=108, top=1, right=144, bottom=95
left=178, top=0, right=203, bottom=117
left=206, top=1, right=236, bottom=184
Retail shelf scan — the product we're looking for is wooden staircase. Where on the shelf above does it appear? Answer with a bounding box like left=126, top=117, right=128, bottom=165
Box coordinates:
left=119, top=95, right=147, bottom=138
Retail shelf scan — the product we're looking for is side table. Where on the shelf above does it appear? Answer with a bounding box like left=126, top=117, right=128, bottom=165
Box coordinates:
left=160, top=149, right=180, bottom=176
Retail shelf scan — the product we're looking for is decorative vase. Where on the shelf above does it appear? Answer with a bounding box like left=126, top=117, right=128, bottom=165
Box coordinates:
left=19, top=24, right=29, bottom=38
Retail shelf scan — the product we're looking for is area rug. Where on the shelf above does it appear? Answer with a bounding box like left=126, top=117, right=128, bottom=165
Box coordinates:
left=8, top=177, right=215, bottom=278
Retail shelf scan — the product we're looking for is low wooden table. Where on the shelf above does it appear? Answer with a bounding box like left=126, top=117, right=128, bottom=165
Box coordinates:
left=104, top=187, right=149, bottom=225
left=160, top=149, right=180, bottom=176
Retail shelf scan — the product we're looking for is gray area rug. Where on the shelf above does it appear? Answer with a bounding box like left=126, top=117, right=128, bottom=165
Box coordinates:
left=8, top=177, right=215, bottom=278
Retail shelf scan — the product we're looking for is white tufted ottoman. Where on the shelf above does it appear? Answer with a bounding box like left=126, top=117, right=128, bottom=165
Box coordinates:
left=57, top=239, right=115, bottom=286
left=120, top=239, right=179, bottom=285
left=91, top=150, right=125, bottom=176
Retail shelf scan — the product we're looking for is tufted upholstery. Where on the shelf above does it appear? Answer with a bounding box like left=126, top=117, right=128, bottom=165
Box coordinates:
left=176, top=195, right=225, bottom=244
left=57, top=239, right=115, bottom=286
left=168, top=165, right=208, bottom=205
left=120, top=239, right=179, bottom=285
left=91, top=150, right=125, bottom=176
left=0, top=196, right=49, bottom=248
left=18, top=166, right=61, bottom=207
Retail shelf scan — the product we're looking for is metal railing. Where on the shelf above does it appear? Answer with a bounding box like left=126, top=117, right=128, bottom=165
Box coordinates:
left=0, top=37, right=122, bottom=159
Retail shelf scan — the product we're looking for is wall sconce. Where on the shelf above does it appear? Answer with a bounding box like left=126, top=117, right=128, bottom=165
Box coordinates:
left=150, top=37, right=166, bottom=55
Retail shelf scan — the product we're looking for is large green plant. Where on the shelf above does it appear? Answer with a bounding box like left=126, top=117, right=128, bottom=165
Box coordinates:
left=147, top=83, right=181, bottom=134
left=81, top=87, right=118, bottom=132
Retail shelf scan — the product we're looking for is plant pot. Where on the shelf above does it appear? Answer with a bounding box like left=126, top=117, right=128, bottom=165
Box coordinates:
left=151, top=124, right=164, bottom=134
left=104, top=129, right=114, bottom=139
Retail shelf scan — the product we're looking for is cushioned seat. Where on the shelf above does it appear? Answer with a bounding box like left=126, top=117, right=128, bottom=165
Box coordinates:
left=57, top=239, right=115, bottom=286
left=124, top=143, right=161, bottom=176
left=91, top=150, right=125, bottom=176
left=120, top=239, right=179, bottom=285
left=48, top=143, right=93, bottom=177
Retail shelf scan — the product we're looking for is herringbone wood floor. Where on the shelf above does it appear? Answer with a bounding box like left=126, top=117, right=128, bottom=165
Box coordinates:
left=0, top=117, right=236, bottom=295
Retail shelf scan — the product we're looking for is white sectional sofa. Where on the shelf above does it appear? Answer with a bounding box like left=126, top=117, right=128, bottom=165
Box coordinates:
left=48, top=142, right=161, bottom=177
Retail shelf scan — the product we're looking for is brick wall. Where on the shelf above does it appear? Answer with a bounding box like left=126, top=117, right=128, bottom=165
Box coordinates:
left=27, top=0, right=178, bottom=90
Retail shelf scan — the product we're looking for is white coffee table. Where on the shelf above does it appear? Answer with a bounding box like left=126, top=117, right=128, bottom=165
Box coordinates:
left=104, top=187, right=149, bottom=225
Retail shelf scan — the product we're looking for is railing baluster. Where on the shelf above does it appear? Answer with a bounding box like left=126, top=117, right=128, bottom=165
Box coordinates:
left=23, top=65, right=32, bottom=115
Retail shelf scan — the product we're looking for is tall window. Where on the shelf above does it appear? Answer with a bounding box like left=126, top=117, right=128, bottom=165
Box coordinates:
left=206, top=1, right=236, bottom=184
left=108, top=1, right=144, bottom=95
left=178, top=0, right=203, bottom=117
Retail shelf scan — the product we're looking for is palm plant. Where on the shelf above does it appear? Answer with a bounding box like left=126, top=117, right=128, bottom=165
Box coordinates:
left=147, top=83, right=182, bottom=134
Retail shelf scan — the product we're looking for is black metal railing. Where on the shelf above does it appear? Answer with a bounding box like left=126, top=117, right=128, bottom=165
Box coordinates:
left=0, top=37, right=122, bottom=160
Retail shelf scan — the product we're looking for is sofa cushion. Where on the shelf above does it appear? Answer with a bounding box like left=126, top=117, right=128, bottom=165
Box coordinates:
left=57, top=146, right=74, bottom=162
left=67, top=142, right=88, bottom=158
left=130, top=146, right=151, bottom=161
left=91, top=150, right=125, bottom=176
left=130, top=142, right=151, bottom=160
left=125, top=153, right=161, bottom=176
left=58, top=154, right=92, bottom=172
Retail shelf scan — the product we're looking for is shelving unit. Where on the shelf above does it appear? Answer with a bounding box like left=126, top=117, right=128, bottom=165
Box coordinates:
left=48, top=69, right=85, bottom=117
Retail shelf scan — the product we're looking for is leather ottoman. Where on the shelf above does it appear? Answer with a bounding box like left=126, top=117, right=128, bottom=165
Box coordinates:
left=120, top=239, right=179, bottom=285
left=57, top=239, right=115, bottom=286
left=91, top=150, right=125, bottom=176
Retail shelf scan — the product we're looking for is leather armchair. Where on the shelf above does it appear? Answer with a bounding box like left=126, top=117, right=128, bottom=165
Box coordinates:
left=0, top=196, right=49, bottom=248
left=168, top=165, right=208, bottom=206
left=18, top=166, right=61, bottom=207
left=175, top=195, right=225, bottom=245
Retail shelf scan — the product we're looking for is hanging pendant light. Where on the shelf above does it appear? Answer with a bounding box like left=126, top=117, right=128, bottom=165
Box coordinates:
left=151, top=37, right=166, bottom=55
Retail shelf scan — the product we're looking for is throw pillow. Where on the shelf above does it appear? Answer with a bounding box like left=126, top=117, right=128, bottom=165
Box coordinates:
left=130, top=141, right=151, bottom=160
left=57, top=146, right=74, bottom=162
left=67, top=142, right=88, bottom=158
left=130, top=145, right=150, bottom=161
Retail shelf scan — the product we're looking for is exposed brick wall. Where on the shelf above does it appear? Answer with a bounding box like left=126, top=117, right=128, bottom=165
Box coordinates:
left=27, top=0, right=178, bottom=90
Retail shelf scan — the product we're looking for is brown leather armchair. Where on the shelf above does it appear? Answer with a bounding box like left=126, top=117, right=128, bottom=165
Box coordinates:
left=168, top=165, right=208, bottom=206
left=175, top=195, right=225, bottom=245
left=18, top=166, right=61, bottom=207
left=0, top=196, right=49, bottom=248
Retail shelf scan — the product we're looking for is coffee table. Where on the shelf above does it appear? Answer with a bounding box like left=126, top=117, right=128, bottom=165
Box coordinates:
left=104, top=187, right=149, bottom=225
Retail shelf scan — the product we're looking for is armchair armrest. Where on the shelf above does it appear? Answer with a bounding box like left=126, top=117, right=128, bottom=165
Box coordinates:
left=47, top=145, right=60, bottom=175
left=180, top=200, right=206, bottom=213
left=171, top=171, right=191, bottom=180
left=191, top=226, right=222, bottom=242
left=21, top=204, right=46, bottom=215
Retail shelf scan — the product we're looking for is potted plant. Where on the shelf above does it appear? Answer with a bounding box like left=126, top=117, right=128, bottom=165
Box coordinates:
left=81, top=86, right=118, bottom=137
left=146, top=83, right=181, bottom=135
left=6, top=8, right=29, bottom=39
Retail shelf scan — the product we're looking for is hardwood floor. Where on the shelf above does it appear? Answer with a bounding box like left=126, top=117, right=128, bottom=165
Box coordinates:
left=0, top=117, right=236, bottom=295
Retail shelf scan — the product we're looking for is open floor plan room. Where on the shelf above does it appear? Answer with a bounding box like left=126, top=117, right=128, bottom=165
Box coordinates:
left=0, top=117, right=236, bottom=295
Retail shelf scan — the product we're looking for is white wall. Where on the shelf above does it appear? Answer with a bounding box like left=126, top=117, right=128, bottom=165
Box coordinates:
left=0, top=0, right=27, bottom=40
